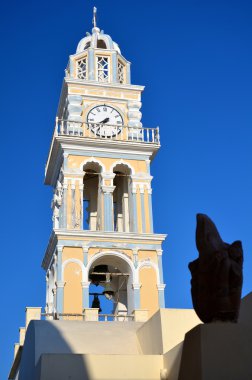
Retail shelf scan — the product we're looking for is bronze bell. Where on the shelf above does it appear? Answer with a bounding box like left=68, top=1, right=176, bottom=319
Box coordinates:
left=103, top=283, right=115, bottom=300
left=89, top=265, right=109, bottom=286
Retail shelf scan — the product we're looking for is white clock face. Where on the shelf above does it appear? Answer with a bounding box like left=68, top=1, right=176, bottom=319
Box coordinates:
left=87, top=105, right=123, bottom=137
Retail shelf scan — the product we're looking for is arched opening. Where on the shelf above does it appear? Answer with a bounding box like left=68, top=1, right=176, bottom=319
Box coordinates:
left=97, top=39, right=107, bottom=49
left=83, top=162, right=102, bottom=230
left=113, top=164, right=132, bottom=232
left=88, top=253, right=134, bottom=319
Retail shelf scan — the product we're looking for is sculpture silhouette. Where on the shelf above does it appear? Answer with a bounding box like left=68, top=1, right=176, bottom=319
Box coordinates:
left=189, top=214, right=243, bottom=323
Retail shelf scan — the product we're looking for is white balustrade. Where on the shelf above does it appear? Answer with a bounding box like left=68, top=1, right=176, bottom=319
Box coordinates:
left=54, top=119, right=160, bottom=144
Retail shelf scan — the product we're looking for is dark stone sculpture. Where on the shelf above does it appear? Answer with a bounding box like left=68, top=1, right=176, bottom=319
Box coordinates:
left=189, top=214, right=243, bottom=323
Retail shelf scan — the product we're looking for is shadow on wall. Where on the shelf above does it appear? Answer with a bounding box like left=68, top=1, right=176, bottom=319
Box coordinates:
left=18, top=320, right=92, bottom=380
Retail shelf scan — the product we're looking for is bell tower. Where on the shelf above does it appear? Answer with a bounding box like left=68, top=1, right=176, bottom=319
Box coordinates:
left=43, top=8, right=166, bottom=319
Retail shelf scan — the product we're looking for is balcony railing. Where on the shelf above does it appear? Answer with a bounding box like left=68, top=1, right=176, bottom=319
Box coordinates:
left=41, top=312, right=134, bottom=322
left=54, top=118, right=160, bottom=144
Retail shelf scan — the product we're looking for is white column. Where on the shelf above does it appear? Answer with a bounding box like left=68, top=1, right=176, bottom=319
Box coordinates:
left=101, top=185, right=115, bottom=231
left=81, top=281, right=91, bottom=309
left=71, top=181, right=76, bottom=228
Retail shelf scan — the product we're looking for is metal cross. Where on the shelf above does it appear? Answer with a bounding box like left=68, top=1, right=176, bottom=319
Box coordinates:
left=92, top=6, right=97, bottom=28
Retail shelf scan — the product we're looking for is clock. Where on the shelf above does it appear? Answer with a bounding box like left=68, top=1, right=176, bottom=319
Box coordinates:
left=87, top=105, right=123, bottom=137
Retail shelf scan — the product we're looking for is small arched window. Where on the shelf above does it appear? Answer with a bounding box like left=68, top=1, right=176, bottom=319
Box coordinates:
left=97, top=39, right=107, bottom=49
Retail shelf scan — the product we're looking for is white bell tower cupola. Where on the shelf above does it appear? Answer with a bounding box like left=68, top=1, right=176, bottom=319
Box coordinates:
left=66, top=7, right=131, bottom=85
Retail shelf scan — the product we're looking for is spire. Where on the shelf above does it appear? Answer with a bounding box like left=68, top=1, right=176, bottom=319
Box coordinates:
left=92, top=6, right=97, bottom=28
left=92, top=6, right=100, bottom=34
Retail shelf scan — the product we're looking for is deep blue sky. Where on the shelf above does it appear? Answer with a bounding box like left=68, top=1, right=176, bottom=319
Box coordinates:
left=1, top=0, right=252, bottom=377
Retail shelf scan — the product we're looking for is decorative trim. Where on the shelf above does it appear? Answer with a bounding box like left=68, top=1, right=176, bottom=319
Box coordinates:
left=62, top=258, right=86, bottom=281
left=138, top=260, right=160, bottom=284
left=65, top=77, right=144, bottom=91
left=110, top=159, right=135, bottom=175
left=79, top=156, right=106, bottom=172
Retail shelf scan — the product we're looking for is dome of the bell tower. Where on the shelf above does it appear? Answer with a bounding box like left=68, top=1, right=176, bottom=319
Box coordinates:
left=76, top=27, right=121, bottom=54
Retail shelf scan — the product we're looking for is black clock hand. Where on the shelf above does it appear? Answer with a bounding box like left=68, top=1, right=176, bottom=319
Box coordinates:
left=99, top=117, right=109, bottom=124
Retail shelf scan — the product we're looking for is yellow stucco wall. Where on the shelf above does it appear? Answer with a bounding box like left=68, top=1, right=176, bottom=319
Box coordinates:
left=68, top=83, right=141, bottom=101
left=138, top=250, right=157, bottom=264
left=68, top=155, right=148, bottom=174
left=140, top=267, right=159, bottom=317
left=63, top=262, right=82, bottom=314
left=62, top=247, right=83, bottom=263
left=88, top=248, right=133, bottom=261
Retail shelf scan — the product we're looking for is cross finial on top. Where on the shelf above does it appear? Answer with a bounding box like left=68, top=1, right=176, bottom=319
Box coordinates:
left=92, top=6, right=97, bottom=28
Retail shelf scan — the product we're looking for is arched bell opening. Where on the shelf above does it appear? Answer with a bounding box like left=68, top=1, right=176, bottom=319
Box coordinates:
left=88, top=254, right=134, bottom=318
left=113, top=164, right=132, bottom=232
left=83, top=162, right=102, bottom=231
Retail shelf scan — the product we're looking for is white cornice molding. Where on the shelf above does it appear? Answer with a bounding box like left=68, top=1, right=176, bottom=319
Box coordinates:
left=45, top=136, right=160, bottom=186
left=54, top=229, right=166, bottom=241
left=64, top=78, right=145, bottom=91
left=42, top=229, right=167, bottom=271
left=59, top=136, right=159, bottom=154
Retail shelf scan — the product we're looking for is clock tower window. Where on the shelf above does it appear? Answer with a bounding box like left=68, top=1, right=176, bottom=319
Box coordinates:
left=117, top=60, right=125, bottom=84
left=77, top=57, right=87, bottom=79
left=97, top=56, right=109, bottom=82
